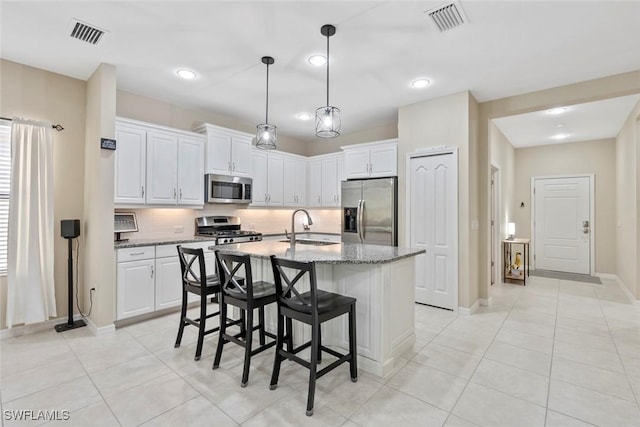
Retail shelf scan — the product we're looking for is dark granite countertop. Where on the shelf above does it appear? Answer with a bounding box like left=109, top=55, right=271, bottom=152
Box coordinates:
left=114, top=236, right=216, bottom=249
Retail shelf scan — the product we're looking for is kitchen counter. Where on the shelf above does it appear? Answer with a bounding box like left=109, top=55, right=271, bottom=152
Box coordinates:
left=114, top=236, right=216, bottom=249
left=211, top=240, right=425, bottom=264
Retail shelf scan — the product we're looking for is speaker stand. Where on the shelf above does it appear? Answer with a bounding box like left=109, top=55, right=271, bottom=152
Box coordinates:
left=55, top=237, right=86, bottom=332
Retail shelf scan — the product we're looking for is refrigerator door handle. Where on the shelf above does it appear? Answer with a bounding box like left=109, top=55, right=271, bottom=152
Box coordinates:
left=358, top=199, right=365, bottom=242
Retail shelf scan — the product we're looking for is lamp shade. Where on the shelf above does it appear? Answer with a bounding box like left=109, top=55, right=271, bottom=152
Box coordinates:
left=315, top=106, right=341, bottom=138
left=256, top=123, right=277, bottom=150
left=507, top=222, right=516, bottom=238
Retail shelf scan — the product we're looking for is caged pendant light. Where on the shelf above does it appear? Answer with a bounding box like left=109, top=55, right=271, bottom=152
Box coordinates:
left=256, top=56, right=277, bottom=150
left=315, top=24, right=341, bottom=138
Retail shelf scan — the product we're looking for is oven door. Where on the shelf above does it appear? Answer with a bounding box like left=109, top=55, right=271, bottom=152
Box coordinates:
left=206, top=174, right=252, bottom=204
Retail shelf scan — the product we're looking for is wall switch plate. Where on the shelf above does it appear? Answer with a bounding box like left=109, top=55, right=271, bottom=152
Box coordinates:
left=173, top=226, right=184, bottom=233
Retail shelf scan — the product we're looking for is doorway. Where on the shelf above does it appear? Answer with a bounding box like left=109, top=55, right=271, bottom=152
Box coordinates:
left=532, top=175, right=594, bottom=275
left=407, top=148, right=458, bottom=310
left=491, top=166, right=499, bottom=285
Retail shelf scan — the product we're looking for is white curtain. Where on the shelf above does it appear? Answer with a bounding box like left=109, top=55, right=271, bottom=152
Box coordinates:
left=6, top=119, right=56, bottom=327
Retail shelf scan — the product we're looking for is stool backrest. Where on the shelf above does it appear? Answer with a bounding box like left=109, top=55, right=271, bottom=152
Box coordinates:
left=269, top=256, right=318, bottom=315
left=177, top=246, right=207, bottom=288
left=215, top=251, right=254, bottom=299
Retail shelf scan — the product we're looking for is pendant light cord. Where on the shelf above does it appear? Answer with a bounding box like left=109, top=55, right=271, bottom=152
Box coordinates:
left=326, top=32, right=330, bottom=107
left=265, top=62, right=270, bottom=124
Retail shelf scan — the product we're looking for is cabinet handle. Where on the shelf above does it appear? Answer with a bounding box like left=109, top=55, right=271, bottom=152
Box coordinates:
left=150, top=266, right=154, bottom=278
left=317, top=196, right=321, bottom=204
left=233, top=162, right=236, bottom=171
left=265, top=194, right=268, bottom=202
left=173, top=188, right=177, bottom=199
left=141, top=186, right=145, bottom=197
left=129, top=252, right=144, bottom=256
left=228, top=161, right=232, bottom=172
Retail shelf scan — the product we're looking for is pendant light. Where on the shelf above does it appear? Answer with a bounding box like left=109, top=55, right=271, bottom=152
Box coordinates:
left=256, top=56, right=277, bottom=150
left=315, top=24, right=341, bottom=138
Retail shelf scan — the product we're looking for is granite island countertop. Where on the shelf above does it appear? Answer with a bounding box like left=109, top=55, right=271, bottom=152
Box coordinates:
left=114, top=236, right=217, bottom=249
left=211, top=240, right=425, bottom=265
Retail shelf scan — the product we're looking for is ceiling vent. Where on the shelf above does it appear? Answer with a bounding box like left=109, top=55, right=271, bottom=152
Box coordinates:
left=69, top=19, right=107, bottom=45
left=425, top=1, right=468, bottom=32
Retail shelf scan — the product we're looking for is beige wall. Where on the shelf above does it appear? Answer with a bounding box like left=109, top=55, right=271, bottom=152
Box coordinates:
left=398, top=91, right=477, bottom=309
left=616, top=102, right=640, bottom=298
left=83, top=64, right=117, bottom=328
left=0, top=59, right=86, bottom=330
left=116, top=90, right=307, bottom=156
left=514, top=139, right=617, bottom=274
left=305, top=123, right=398, bottom=157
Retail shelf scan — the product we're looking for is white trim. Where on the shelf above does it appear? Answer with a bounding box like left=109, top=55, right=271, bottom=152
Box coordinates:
left=480, top=297, right=493, bottom=307
left=84, top=317, right=116, bottom=336
left=458, top=299, right=480, bottom=316
left=406, top=147, right=459, bottom=311
left=531, top=174, right=595, bottom=275
left=595, top=274, right=640, bottom=305
left=341, top=138, right=397, bottom=151
left=491, top=165, right=501, bottom=286
left=0, top=314, right=83, bottom=340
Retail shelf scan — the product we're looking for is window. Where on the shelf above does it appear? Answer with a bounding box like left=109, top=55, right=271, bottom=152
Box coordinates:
left=0, top=121, right=10, bottom=275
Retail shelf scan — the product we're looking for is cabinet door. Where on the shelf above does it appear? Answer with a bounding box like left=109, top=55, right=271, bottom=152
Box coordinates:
left=294, top=159, right=307, bottom=205
left=336, top=155, right=345, bottom=205
left=146, top=131, right=178, bottom=205
left=114, top=125, right=146, bottom=204
left=267, top=154, right=284, bottom=206
left=177, top=136, right=205, bottom=205
left=116, top=259, right=155, bottom=320
left=155, top=256, right=182, bottom=310
left=251, top=151, right=268, bottom=206
left=321, top=158, right=339, bottom=207
left=283, top=157, right=297, bottom=206
left=344, top=148, right=370, bottom=179
left=206, top=130, right=232, bottom=175
left=370, top=144, right=397, bottom=177
left=307, top=160, right=323, bottom=207
left=231, top=136, right=252, bottom=177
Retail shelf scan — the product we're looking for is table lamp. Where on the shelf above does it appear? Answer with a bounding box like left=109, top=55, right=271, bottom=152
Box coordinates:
left=507, top=222, right=516, bottom=240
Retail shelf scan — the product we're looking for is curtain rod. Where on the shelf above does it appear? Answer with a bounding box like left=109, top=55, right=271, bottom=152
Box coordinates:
left=0, top=117, right=64, bottom=132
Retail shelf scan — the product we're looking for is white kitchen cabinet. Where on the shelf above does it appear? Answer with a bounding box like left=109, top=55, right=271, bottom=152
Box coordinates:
left=283, top=155, right=306, bottom=206
left=177, top=136, right=206, bottom=205
left=146, top=131, right=179, bottom=205
left=251, top=151, right=284, bottom=206
left=155, top=254, right=182, bottom=310
left=306, top=153, right=343, bottom=207
left=114, top=123, right=147, bottom=204
left=307, top=160, right=322, bottom=207
left=343, top=139, right=397, bottom=179
left=194, top=124, right=252, bottom=177
left=321, top=157, right=339, bottom=207
left=116, top=246, right=155, bottom=320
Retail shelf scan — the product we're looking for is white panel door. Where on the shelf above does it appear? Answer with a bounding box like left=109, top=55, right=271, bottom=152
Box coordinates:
left=146, top=132, right=178, bottom=205
left=283, top=157, right=297, bottom=206
left=410, top=153, right=457, bottom=310
left=294, top=159, right=307, bottom=205
left=155, top=256, right=182, bottom=310
left=206, top=131, right=232, bottom=175
left=114, top=125, right=146, bottom=204
left=534, top=176, right=590, bottom=274
left=177, top=136, right=205, bottom=205
left=267, top=154, right=284, bottom=206
left=344, top=148, right=370, bottom=179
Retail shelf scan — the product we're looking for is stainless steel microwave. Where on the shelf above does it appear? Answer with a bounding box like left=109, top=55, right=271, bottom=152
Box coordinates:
left=205, top=174, right=252, bottom=204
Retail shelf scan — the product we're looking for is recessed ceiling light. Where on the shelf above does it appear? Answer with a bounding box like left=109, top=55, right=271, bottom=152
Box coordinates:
left=176, top=69, right=197, bottom=80
left=308, top=55, right=326, bottom=66
left=551, top=133, right=569, bottom=140
left=547, top=107, right=567, bottom=115
left=296, top=112, right=312, bottom=121
left=410, top=78, right=431, bottom=89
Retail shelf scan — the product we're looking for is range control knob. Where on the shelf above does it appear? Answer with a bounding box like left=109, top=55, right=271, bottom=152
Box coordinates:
left=229, top=238, right=234, bottom=243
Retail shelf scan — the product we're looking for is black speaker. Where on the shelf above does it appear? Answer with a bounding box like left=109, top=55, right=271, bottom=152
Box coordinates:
left=61, top=219, right=80, bottom=239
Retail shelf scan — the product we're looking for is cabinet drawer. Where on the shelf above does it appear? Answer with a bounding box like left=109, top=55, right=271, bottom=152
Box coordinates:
left=155, top=244, right=181, bottom=258
left=117, top=246, right=155, bottom=262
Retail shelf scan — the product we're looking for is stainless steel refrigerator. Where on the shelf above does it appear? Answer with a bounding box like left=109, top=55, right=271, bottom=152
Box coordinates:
left=341, top=177, right=398, bottom=246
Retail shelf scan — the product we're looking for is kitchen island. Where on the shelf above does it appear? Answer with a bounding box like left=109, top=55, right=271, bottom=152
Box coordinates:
left=211, top=240, right=425, bottom=377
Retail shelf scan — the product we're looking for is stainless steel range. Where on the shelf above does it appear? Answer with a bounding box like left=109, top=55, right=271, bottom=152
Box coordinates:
left=195, top=216, right=262, bottom=245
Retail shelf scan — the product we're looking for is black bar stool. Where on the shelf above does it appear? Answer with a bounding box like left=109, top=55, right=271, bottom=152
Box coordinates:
left=175, top=246, right=242, bottom=361
left=269, top=255, right=357, bottom=416
left=213, top=250, right=278, bottom=387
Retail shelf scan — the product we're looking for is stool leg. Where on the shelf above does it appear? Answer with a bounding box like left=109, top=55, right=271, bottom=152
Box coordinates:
left=306, top=319, right=319, bottom=416
left=213, top=299, right=227, bottom=369
left=348, top=303, right=358, bottom=382
left=270, top=313, right=285, bottom=390
left=240, top=309, right=247, bottom=336
left=286, top=317, right=293, bottom=352
left=174, top=290, right=188, bottom=348
left=317, top=324, right=322, bottom=364
left=194, top=293, right=207, bottom=361
left=259, top=306, right=266, bottom=346
left=241, top=308, right=253, bottom=387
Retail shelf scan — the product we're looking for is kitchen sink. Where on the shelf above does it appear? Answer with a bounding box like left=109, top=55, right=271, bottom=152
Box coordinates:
left=279, top=239, right=340, bottom=246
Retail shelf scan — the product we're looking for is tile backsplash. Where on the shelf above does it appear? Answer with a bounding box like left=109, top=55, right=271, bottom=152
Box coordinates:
left=116, top=206, right=341, bottom=240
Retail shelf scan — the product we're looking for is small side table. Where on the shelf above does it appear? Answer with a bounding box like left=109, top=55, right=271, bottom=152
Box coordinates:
left=502, top=238, right=530, bottom=285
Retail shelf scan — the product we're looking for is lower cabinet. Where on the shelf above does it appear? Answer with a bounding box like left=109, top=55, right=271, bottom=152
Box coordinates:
left=116, top=241, right=216, bottom=321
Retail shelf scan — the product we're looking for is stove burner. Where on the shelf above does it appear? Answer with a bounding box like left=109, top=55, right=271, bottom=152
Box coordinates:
left=195, top=215, right=262, bottom=245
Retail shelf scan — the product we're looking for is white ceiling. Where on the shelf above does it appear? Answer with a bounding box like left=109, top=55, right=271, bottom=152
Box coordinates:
left=492, top=94, right=640, bottom=148
left=2, top=1, right=640, bottom=143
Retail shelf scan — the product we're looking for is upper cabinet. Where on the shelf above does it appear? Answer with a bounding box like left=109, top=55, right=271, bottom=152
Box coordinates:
left=283, top=154, right=307, bottom=206
left=343, top=139, right=397, bottom=179
left=115, top=118, right=205, bottom=207
left=307, top=152, right=344, bottom=208
left=193, top=124, right=252, bottom=177
left=251, top=151, right=284, bottom=207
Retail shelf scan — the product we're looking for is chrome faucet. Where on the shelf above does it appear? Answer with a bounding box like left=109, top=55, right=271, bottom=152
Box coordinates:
left=290, top=209, right=314, bottom=246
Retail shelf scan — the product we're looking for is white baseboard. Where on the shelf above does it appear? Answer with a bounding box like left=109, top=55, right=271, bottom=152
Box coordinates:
left=84, top=317, right=116, bottom=336
left=479, top=297, right=492, bottom=307
left=594, top=273, right=639, bottom=305
left=594, top=272, right=617, bottom=280
left=458, top=299, right=480, bottom=316
left=1, top=314, right=82, bottom=340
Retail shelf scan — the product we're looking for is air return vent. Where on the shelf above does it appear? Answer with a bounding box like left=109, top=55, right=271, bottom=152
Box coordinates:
left=69, top=19, right=106, bottom=45
left=425, top=1, right=468, bottom=32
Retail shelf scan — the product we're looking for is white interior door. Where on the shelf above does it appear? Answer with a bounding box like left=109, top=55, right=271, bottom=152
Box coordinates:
left=409, top=152, right=458, bottom=310
left=534, top=176, right=591, bottom=274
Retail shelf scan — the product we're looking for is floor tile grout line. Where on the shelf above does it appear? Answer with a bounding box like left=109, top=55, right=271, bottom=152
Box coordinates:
left=543, top=278, right=561, bottom=427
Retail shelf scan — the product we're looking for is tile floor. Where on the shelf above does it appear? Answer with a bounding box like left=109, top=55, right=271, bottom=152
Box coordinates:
left=1, top=276, right=639, bottom=426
